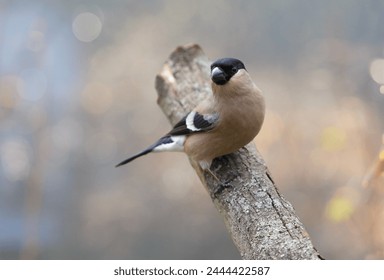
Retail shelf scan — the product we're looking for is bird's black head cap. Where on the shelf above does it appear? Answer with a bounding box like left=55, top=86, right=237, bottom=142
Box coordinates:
left=210, top=58, right=246, bottom=85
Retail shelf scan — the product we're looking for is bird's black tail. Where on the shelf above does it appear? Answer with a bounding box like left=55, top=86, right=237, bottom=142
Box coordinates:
left=115, top=135, right=178, bottom=168
left=115, top=147, right=154, bottom=167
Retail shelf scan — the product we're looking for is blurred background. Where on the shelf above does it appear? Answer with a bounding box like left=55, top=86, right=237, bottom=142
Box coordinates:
left=1, top=0, right=384, bottom=259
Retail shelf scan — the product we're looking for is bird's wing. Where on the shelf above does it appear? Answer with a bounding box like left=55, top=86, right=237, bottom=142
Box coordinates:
left=168, top=111, right=219, bottom=136
left=115, top=111, right=219, bottom=167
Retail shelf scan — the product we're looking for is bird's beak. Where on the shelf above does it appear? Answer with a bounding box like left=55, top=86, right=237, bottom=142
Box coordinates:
left=211, top=67, right=227, bottom=85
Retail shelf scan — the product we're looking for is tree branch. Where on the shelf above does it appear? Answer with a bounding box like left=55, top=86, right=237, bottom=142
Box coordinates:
left=155, top=44, right=323, bottom=260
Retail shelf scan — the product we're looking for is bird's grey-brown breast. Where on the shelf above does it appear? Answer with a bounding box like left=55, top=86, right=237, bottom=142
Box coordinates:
left=185, top=70, right=265, bottom=164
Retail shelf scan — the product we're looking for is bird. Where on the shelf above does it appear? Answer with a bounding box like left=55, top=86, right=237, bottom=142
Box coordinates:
left=116, top=57, right=265, bottom=176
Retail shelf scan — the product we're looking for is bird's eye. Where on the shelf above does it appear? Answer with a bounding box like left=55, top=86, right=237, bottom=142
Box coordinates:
left=231, top=67, right=238, bottom=74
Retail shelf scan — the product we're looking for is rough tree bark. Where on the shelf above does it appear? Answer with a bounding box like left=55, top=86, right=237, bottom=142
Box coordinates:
left=155, top=44, right=323, bottom=260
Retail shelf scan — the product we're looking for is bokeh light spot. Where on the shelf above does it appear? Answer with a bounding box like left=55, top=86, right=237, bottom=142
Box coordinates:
left=380, top=85, right=384, bottom=95
left=320, top=126, right=346, bottom=152
left=72, top=12, right=102, bottom=42
left=370, top=59, right=384, bottom=85
left=1, top=139, right=31, bottom=182
left=0, top=75, right=20, bottom=109
left=326, top=196, right=354, bottom=222
left=379, top=150, right=384, bottom=161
